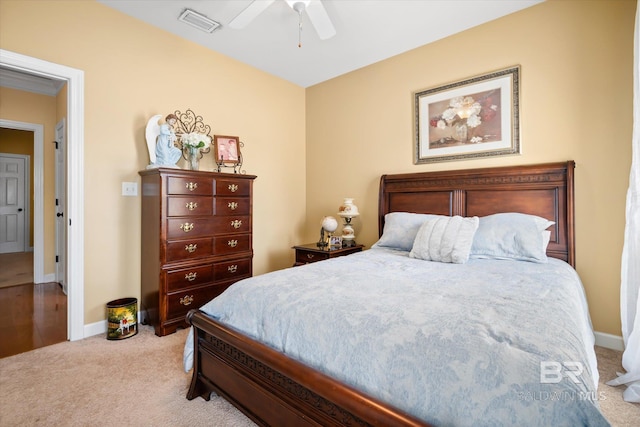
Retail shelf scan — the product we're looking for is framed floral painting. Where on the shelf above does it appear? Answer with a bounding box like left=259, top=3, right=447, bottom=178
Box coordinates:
left=414, top=66, right=520, bottom=164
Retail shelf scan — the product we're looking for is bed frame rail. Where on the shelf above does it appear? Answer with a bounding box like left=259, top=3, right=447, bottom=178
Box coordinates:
left=186, top=309, right=431, bottom=427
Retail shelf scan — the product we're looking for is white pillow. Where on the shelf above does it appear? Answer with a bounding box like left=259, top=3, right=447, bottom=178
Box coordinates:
left=409, top=216, right=479, bottom=264
left=469, top=213, right=555, bottom=263
left=372, top=212, right=445, bottom=252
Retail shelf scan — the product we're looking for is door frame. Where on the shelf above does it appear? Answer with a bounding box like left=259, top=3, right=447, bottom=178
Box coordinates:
left=0, top=122, right=42, bottom=273
left=0, top=49, right=85, bottom=341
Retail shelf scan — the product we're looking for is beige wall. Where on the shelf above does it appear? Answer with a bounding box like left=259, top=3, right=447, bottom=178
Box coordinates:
left=0, top=88, right=57, bottom=266
left=306, top=0, right=635, bottom=336
left=0, top=0, right=633, bottom=336
left=0, top=0, right=307, bottom=324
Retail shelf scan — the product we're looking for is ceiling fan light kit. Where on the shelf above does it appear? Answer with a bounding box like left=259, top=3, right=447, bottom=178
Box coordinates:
left=285, top=0, right=311, bottom=11
left=229, top=0, right=336, bottom=44
left=178, top=9, right=221, bottom=33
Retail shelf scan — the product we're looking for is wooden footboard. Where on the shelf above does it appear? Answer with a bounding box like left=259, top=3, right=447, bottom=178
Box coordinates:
left=186, top=309, right=431, bottom=427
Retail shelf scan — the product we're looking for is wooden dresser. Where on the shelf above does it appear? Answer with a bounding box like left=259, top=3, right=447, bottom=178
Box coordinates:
left=139, top=168, right=257, bottom=336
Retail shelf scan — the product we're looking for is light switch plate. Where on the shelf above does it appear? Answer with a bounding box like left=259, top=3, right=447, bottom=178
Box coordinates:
left=122, top=182, right=138, bottom=196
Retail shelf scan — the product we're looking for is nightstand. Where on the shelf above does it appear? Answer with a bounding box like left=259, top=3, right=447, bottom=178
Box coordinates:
left=292, top=243, right=364, bottom=266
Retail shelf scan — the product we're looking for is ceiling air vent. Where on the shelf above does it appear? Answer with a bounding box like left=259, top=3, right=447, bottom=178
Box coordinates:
left=178, top=9, right=221, bottom=33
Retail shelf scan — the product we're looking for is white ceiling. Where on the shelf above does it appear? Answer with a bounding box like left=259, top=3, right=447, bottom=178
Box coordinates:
left=97, top=0, right=544, bottom=88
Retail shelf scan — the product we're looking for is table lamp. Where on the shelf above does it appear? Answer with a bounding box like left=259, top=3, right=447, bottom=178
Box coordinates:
left=337, top=198, right=359, bottom=247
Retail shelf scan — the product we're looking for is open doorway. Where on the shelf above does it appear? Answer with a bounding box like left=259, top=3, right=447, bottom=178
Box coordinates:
left=0, top=49, right=85, bottom=342
left=0, top=148, right=33, bottom=285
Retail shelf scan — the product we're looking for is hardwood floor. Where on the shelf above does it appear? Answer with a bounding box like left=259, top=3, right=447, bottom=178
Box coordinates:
left=0, top=252, right=67, bottom=358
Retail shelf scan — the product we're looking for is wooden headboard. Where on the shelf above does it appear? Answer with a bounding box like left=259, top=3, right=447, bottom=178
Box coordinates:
left=378, top=161, right=575, bottom=266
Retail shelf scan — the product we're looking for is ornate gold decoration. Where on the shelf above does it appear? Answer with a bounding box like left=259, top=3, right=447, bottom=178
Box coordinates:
left=231, top=220, right=242, bottom=229
left=227, top=264, right=238, bottom=273
left=228, top=184, right=238, bottom=193
left=186, top=182, right=198, bottom=191
left=185, top=272, right=197, bottom=281
left=227, top=239, right=238, bottom=247
left=179, top=295, right=194, bottom=306
left=180, top=223, right=194, bottom=232
left=227, top=202, right=238, bottom=210
left=185, top=244, right=197, bottom=253
left=186, top=202, right=198, bottom=211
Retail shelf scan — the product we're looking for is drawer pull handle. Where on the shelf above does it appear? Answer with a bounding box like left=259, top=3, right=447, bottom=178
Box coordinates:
left=228, top=184, right=238, bottom=193
left=185, top=244, right=197, bottom=253
left=180, top=295, right=194, bottom=306
left=186, top=202, right=198, bottom=211
left=231, top=220, right=242, bottom=229
left=307, top=254, right=315, bottom=259
left=227, top=264, right=238, bottom=273
left=180, top=223, right=194, bottom=232
left=186, top=182, right=198, bottom=191
left=228, top=202, right=238, bottom=210
left=185, top=272, right=197, bottom=281
left=227, top=239, right=238, bottom=248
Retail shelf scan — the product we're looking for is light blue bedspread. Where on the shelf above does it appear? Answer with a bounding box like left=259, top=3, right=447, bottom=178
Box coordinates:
left=184, top=248, right=610, bottom=426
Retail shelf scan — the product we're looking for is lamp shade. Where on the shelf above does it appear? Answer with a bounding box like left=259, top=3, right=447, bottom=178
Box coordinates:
left=337, top=198, right=359, bottom=218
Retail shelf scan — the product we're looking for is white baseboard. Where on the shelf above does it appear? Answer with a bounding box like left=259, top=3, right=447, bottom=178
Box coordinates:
left=84, top=320, right=106, bottom=338
left=594, top=331, right=625, bottom=351
left=83, top=311, right=147, bottom=339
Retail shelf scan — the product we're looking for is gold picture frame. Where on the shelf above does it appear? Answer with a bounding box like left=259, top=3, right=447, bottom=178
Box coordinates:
left=414, top=65, right=520, bottom=164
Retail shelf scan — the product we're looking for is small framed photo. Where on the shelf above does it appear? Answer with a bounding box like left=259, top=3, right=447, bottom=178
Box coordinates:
left=214, top=135, right=241, bottom=165
left=329, top=236, right=342, bottom=247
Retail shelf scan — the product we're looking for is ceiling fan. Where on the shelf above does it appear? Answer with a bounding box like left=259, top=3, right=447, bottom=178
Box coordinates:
left=229, top=0, right=336, bottom=43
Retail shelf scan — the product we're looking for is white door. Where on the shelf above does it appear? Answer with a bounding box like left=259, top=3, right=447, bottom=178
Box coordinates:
left=55, top=120, right=67, bottom=294
left=0, top=154, right=26, bottom=254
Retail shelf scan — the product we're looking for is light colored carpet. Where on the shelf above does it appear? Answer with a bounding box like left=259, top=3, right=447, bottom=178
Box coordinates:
left=595, top=346, right=640, bottom=426
left=0, top=325, right=256, bottom=427
left=0, top=324, right=638, bottom=426
left=0, top=251, right=33, bottom=289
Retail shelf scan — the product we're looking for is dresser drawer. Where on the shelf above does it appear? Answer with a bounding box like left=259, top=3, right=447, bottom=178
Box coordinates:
left=296, top=249, right=330, bottom=264
left=166, top=216, right=250, bottom=239
left=214, top=258, right=252, bottom=281
left=167, top=196, right=213, bottom=217
left=168, top=176, right=213, bottom=196
left=210, top=216, right=251, bottom=234
left=165, top=237, right=213, bottom=262
left=214, top=234, right=251, bottom=255
left=165, top=264, right=214, bottom=292
left=215, top=179, right=251, bottom=196
left=166, top=283, right=232, bottom=321
left=214, top=197, right=250, bottom=216
left=167, top=218, right=215, bottom=239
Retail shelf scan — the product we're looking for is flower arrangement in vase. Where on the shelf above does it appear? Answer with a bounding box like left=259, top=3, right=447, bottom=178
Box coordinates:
left=181, top=133, right=211, bottom=170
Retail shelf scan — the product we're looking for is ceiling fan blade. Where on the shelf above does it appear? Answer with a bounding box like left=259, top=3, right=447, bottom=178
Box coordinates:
left=229, top=0, right=275, bottom=29
left=305, top=0, right=336, bottom=40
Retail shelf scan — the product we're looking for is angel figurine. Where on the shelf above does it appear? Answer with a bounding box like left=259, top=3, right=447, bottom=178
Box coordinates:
left=145, top=114, right=182, bottom=168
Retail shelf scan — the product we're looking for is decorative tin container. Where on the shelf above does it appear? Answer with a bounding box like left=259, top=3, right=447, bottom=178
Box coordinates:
left=106, top=297, right=138, bottom=340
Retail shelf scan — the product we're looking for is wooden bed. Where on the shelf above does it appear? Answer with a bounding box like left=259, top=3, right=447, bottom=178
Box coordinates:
left=186, top=161, right=576, bottom=426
